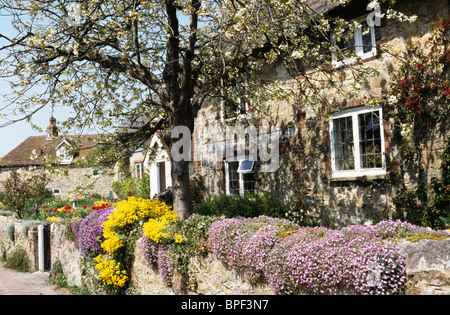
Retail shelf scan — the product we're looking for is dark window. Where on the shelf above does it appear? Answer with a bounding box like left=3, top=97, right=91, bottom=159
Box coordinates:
left=358, top=110, right=383, bottom=169
left=228, top=161, right=240, bottom=195
left=332, top=116, right=355, bottom=171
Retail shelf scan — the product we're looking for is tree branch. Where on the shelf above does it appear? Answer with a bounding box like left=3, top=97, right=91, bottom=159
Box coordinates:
left=180, top=0, right=201, bottom=109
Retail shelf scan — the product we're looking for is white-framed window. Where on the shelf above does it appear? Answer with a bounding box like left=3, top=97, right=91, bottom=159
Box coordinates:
left=221, top=98, right=248, bottom=121
left=332, top=16, right=377, bottom=67
left=135, top=162, right=143, bottom=179
left=329, top=106, right=386, bottom=179
left=225, top=159, right=256, bottom=195
left=220, top=80, right=249, bottom=120
left=56, top=146, right=73, bottom=164
left=53, top=188, right=61, bottom=196
left=91, top=167, right=100, bottom=177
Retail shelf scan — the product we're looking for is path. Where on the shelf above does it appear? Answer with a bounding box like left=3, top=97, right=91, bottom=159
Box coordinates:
left=0, top=262, right=70, bottom=295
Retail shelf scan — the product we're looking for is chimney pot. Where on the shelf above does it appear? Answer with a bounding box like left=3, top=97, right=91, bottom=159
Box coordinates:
left=47, top=117, right=58, bottom=140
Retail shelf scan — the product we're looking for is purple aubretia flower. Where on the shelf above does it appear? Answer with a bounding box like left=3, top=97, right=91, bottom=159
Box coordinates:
left=73, top=207, right=114, bottom=258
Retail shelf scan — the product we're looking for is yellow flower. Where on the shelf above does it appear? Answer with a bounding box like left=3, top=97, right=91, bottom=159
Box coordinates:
left=143, top=218, right=170, bottom=243
left=174, top=233, right=184, bottom=244
left=101, top=196, right=177, bottom=252
left=47, top=216, right=60, bottom=223
left=101, top=230, right=123, bottom=252
left=94, top=197, right=181, bottom=288
left=94, top=254, right=128, bottom=288
left=142, top=213, right=181, bottom=243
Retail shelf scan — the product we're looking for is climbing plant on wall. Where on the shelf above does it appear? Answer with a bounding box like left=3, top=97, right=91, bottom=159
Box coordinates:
left=386, top=17, right=450, bottom=229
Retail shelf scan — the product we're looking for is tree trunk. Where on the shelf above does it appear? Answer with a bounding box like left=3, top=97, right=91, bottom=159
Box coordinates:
left=171, top=158, right=193, bottom=219
left=163, top=0, right=196, bottom=220
left=170, top=108, right=194, bottom=220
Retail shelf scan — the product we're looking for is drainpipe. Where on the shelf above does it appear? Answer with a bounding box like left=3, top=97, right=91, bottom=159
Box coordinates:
left=38, top=225, right=45, bottom=272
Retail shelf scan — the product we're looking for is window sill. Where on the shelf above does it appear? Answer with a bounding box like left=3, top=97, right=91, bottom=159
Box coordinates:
left=329, top=173, right=386, bottom=182
left=221, top=113, right=249, bottom=123
left=332, top=50, right=378, bottom=69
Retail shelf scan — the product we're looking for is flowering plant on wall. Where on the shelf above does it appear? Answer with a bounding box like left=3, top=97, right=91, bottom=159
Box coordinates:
left=101, top=197, right=180, bottom=252
left=90, top=197, right=180, bottom=292
left=208, top=217, right=449, bottom=295
left=384, top=17, right=450, bottom=230
left=140, top=235, right=175, bottom=286
left=72, top=207, right=115, bottom=258
left=94, top=254, right=128, bottom=288
left=388, top=17, right=450, bottom=123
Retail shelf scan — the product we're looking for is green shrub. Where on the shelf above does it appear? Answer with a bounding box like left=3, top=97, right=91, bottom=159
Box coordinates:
left=112, top=178, right=138, bottom=199
left=4, top=248, right=31, bottom=272
left=138, top=172, right=151, bottom=199
left=193, top=192, right=290, bottom=219
left=7, top=222, right=15, bottom=242
left=48, top=260, right=67, bottom=287
left=0, top=170, right=52, bottom=219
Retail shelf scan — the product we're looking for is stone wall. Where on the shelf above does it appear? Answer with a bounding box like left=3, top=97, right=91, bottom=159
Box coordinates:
left=0, top=166, right=115, bottom=200
left=0, top=216, right=39, bottom=268
left=1, top=217, right=449, bottom=295
left=399, top=239, right=450, bottom=295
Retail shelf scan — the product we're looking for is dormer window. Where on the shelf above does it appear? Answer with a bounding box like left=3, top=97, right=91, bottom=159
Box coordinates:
left=55, top=140, right=74, bottom=165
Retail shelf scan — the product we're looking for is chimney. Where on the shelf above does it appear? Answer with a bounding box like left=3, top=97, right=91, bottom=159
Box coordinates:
left=46, top=117, right=58, bottom=140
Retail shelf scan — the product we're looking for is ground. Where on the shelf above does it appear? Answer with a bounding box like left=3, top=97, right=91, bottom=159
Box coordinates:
left=0, top=262, right=70, bottom=295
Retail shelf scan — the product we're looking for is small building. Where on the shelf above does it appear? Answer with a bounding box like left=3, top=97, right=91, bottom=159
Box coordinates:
left=0, top=117, right=115, bottom=199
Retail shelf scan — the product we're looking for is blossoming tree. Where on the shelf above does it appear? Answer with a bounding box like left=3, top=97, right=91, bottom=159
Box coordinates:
left=0, top=0, right=414, bottom=218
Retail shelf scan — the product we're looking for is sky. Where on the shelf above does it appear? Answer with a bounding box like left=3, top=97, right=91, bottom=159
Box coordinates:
left=0, top=56, right=73, bottom=158
left=0, top=14, right=72, bottom=158
left=0, top=15, right=44, bottom=157
left=0, top=101, right=71, bottom=158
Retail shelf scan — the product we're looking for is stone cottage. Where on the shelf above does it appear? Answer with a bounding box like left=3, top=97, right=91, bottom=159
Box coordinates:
left=0, top=117, right=115, bottom=199
left=124, top=132, right=199, bottom=199
left=191, top=0, right=450, bottom=227
left=122, top=133, right=174, bottom=198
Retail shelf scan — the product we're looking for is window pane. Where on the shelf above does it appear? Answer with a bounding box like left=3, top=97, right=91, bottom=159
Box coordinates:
left=228, top=162, right=240, bottom=195
left=337, top=29, right=356, bottom=54
left=360, top=21, right=374, bottom=53
left=358, top=111, right=382, bottom=169
left=243, top=173, right=255, bottom=194
left=224, top=101, right=238, bottom=119
left=333, top=116, right=355, bottom=171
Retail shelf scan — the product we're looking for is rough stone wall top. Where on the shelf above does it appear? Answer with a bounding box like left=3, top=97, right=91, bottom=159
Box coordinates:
left=398, top=239, right=450, bottom=271
left=398, top=239, right=450, bottom=295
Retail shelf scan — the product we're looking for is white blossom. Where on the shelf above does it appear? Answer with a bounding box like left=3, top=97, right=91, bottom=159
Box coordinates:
left=291, top=51, right=304, bottom=59
left=388, top=95, right=398, bottom=105
left=367, top=1, right=379, bottom=10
